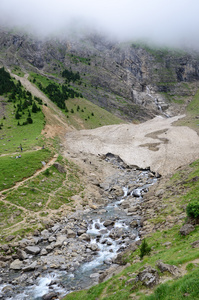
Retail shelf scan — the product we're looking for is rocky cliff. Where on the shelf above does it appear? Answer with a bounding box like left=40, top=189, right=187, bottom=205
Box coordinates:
left=1, top=28, right=199, bottom=121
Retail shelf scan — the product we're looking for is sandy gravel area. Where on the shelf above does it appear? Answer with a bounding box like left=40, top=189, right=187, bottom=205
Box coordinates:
left=64, top=115, right=199, bottom=176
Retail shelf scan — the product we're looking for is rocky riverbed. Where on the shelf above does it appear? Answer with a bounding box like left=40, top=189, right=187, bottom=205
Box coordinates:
left=0, top=154, right=158, bottom=300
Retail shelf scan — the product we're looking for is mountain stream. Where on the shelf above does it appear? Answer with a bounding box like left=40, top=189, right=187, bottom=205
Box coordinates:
left=0, top=154, right=158, bottom=300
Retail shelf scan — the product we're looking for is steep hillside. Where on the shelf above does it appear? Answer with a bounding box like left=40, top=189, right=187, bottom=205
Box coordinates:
left=1, top=29, right=199, bottom=122
left=0, top=29, right=199, bottom=300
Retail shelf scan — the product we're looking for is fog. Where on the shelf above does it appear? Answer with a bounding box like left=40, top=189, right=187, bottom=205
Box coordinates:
left=0, top=0, right=199, bottom=49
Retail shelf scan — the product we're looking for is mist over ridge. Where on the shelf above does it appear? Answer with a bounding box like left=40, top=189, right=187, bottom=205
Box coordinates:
left=0, top=0, right=199, bottom=50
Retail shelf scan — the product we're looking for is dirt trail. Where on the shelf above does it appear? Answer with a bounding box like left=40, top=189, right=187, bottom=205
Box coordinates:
left=0, top=154, right=58, bottom=197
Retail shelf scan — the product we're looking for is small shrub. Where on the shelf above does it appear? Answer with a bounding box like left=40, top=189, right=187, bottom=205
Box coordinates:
left=44, top=169, right=50, bottom=176
left=186, top=200, right=199, bottom=219
left=139, top=239, right=151, bottom=259
left=186, top=263, right=195, bottom=272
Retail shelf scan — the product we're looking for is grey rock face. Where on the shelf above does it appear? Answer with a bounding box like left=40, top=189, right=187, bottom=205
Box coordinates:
left=180, top=224, right=195, bottom=236
left=157, top=261, right=181, bottom=277
left=53, top=162, right=66, bottom=173
left=136, top=266, right=159, bottom=287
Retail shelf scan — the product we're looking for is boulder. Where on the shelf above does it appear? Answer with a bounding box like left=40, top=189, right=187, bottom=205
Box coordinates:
left=41, top=229, right=50, bottom=240
left=5, top=235, right=15, bottom=242
left=132, top=189, right=141, bottom=197
left=42, top=292, right=59, bottom=300
left=78, top=233, right=90, bottom=241
left=111, top=185, right=124, bottom=197
left=51, top=224, right=61, bottom=232
left=90, top=243, right=99, bottom=251
left=191, top=240, right=199, bottom=248
left=54, top=235, right=67, bottom=247
left=130, top=220, right=138, bottom=228
left=100, top=182, right=110, bottom=191
left=25, top=246, right=41, bottom=255
left=66, top=229, right=76, bottom=238
left=103, top=220, right=115, bottom=227
left=53, top=162, right=66, bottom=173
left=17, top=249, right=28, bottom=260
left=180, top=224, right=195, bottom=236
left=22, top=261, right=37, bottom=272
left=136, top=266, right=159, bottom=287
left=10, top=259, right=23, bottom=270
left=156, top=261, right=181, bottom=277
left=40, top=248, right=48, bottom=255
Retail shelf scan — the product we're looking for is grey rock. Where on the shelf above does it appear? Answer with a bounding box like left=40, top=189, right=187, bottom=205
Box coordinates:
left=17, top=249, right=28, bottom=260
left=41, top=229, right=50, bottom=240
left=25, top=246, right=41, bottom=255
left=2, top=285, right=13, bottom=296
left=10, top=259, right=23, bottom=270
left=130, top=220, right=138, bottom=227
left=180, top=224, right=195, bottom=236
left=136, top=266, right=159, bottom=287
left=100, top=182, right=110, bottom=191
left=46, top=244, right=55, bottom=252
left=90, top=273, right=100, bottom=279
left=103, top=220, right=115, bottom=227
left=90, top=243, right=99, bottom=251
left=157, top=261, right=181, bottom=277
left=77, top=229, right=87, bottom=236
left=132, top=189, right=141, bottom=197
left=54, top=235, right=67, bottom=247
left=53, top=162, right=66, bottom=173
left=42, top=292, right=59, bottom=300
left=48, top=236, right=56, bottom=242
left=1, top=244, right=10, bottom=252
left=51, top=224, right=61, bottom=232
left=79, top=233, right=90, bottom=241
left=66, top=229, right=76, bottom=238
left=191, top=240, right=199, bottom=248
left=5, top=235, right=15, bottom=242
left=40, top=248, right=48, bottom=255
left=23, top=261, right=37, bottom=272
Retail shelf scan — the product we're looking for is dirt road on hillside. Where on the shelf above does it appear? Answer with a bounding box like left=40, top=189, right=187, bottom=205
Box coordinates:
left=64, top=115, right=199, bottom=176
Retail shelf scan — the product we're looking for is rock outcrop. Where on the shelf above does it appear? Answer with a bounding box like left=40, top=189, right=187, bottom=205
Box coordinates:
left=1, top=29, right=199, bottom=121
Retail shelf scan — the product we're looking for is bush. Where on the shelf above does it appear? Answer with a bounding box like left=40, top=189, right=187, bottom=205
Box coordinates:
left=139, top=239, right=151, bottom=259
left=186, top=200, right=199, bottom=219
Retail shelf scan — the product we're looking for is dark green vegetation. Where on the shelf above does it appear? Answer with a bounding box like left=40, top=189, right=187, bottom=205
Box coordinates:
left=139, top=239, right=151, bottom=259
left=62, top=68, right=81, bottom=83
left=29, top=72, right=123, bottom=129
left=30, top=70, right=83, bottom=109
left=186, top=201, right=199, bottom=219
left=63, top=158, right=199, bottom=300
left=0, top=67, right=43, bottom=130
left=67, top=54, right=91, bottom=65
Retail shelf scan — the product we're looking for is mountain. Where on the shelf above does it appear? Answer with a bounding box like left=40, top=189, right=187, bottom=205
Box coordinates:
left=1, top=28, right=199, bottom=122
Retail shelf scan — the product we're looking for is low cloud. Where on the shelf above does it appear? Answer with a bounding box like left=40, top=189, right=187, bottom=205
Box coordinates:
left=0, top=0, right=199, bottom=49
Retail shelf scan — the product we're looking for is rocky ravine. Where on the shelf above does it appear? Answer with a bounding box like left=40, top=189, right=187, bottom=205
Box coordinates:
left=0, top=154, right=160, bottom=300
left=1, top=113, right=199, bottom=299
